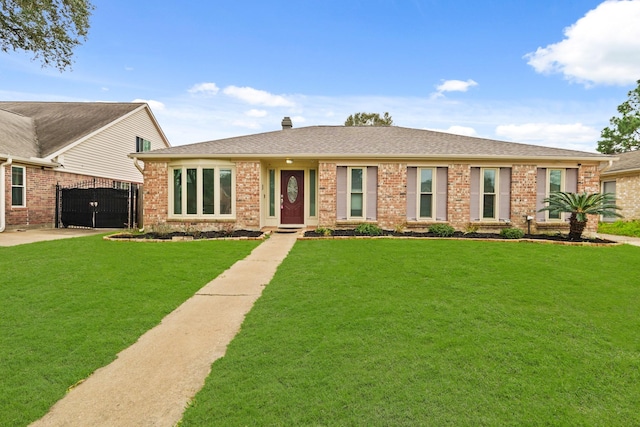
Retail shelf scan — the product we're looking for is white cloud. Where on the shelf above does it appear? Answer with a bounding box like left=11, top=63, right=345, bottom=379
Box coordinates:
left=443, top=125, right=477, bottom=137
left=245, top=109, right=268, bottom=117
left=188, top=82, right=220, bottom=96
left=495, top=123, right=600, bottom=150
left=525, top=0, right=640, bottom=86
left=232, top=119, right=262, bottom=129
left=132, top=98, right=166, bottom=111
left=223, top=85, right=295, bottom=107
left=431, top=79, right=478, bottom=98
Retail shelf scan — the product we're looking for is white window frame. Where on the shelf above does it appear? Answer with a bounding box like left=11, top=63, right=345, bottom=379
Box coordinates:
left=11, top=165, right=26, bottom=207
left=546, top=168, right=565, bottom=221
left=417, top=167, right=436, bottom=220
left=480, top=168, right=499, bottom=221
left=168, top=163, right=236, bottom=219
left=136, top=136, right=151, bottom=153
left=347, top=166, right=366, bottom=220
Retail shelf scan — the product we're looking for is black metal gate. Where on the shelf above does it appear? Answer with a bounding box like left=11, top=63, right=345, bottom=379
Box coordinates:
left=56, top=179, right=139, bottom=229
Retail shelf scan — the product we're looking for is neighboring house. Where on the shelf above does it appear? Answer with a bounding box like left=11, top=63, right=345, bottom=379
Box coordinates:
left=600, top=149, right=640, bottom=222
left=133, top=117, right=613, bottom=235
left=1, top=102, right=170, bottom=231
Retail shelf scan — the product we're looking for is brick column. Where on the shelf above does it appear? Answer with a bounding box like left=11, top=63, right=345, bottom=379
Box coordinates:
left=142, top=161, right=168, bottom=228
left=377, top=163, right=407, bottom=229
left=510, top=164, right=537, bottom=230
left=318, top=162, right=337, bottom=227
left=447, top=163, right=470, bottom=229
left=235, top=161, right=261, bottom=229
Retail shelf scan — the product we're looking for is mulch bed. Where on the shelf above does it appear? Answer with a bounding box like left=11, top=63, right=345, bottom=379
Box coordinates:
left=303, top=229, right=616, bottom=244
left=108, top=230, right=264, bottom=240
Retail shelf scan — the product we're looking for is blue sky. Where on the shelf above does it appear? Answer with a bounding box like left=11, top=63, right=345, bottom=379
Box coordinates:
left=1, top=0, right=640, bottom=152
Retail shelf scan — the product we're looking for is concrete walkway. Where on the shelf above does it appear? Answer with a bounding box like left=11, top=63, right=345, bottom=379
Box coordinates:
left=0, top=228, right=107, bottom=246
left=595, top=233, right=640, bottom=247
left=30, top=232, right=298, bottom=427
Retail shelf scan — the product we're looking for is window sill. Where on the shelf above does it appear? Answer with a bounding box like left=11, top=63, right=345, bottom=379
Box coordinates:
left=336, top=220, right=377, bottom=226
left=468, top=221, right=512, bottom=229
left=535, top=221, right=569, bottom=229
left=406, top=221, right=448, bottom=229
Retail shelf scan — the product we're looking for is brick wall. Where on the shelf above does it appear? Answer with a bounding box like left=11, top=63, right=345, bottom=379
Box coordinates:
left=235, top=161, right=261, bottom=229
left=510, top=164, right=538, bottom=230
left=578, top=164, right=601, bottom=233
left=3, top=165, right=104, bottom=229
left=447, top=163, right=471, bottom=229
left=377, top=163, right=407, bottom=229
left=318, top=162, right=337, bottom=227
left=141, top=161, right=168, bottom=228
left=613, top=174, right=640, bottom=220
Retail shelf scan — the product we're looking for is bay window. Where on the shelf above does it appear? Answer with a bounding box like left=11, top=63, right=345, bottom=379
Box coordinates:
left=170, top=164, right=234, bottom=218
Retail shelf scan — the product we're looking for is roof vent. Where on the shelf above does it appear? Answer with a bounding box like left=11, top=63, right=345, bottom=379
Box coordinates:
left=281, top=116, right=293, bottom=130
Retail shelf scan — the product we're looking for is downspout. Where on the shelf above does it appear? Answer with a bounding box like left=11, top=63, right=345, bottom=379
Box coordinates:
left=0, top=157, right=13, bottom=233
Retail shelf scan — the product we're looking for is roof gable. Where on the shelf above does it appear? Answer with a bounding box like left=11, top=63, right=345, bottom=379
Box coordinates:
left=0, top=102, right=144, bottom=158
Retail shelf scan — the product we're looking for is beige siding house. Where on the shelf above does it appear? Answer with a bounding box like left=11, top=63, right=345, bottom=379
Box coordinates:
left=601, top=150, right=640, bottom=221
left=134, top=118, right=612, bottom=235
left=1, top=102, right=170, bottom=231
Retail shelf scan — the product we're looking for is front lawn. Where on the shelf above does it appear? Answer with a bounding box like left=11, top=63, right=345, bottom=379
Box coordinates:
left=181, top=239, right=640, bottom=426
left=0, top=235, right=260, bottom=427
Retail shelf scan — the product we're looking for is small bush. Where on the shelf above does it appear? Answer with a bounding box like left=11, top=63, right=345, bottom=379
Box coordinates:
left=500, top=227, right=525, bottom=239
left=429, top=224, right=455, bottom=237
left=355, top=223, right=383, bottom=236
left=315, top=227, right=332, bottom=236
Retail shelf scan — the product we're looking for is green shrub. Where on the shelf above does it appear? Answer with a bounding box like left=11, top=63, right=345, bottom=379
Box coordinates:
left=315, top=227, right=332, bottom=236
left=500, top=227, right=525, bottom=239
left=428, top=224, right=455, bottom=237
left=598, top=220, right=640, bottom=237
left=355, top=223, right=383, bottom=236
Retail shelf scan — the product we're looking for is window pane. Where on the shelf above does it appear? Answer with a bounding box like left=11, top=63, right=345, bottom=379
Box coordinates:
left=420, top=194, right=432, bottom=218
left=309, top=169, right=316, bottom=217
left=186, top=168, right=197, bottom=214
left=269, top=169, right=275, bottom=217
left=12, top=167, right=23, bottom=186
left=12, top=187, right=23, bottom=206
left=420, top=169, right=432, bottom=193
left=202, top=168, right=215, bottom=214
left=220, top=169, right=232, bottom=215
left=351, top=168, right=363, bottom=192
left=549, top=170, right=562, bottom=193
left=483, top=194, right=495, bottom=218
left=483, top=169, right=495, bottom=193
left=173, top=169, right=182, bottom=214
left=351, top=193, right=363, bottom=217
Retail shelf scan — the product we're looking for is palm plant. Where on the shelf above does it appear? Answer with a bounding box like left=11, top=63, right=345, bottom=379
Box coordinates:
left=539, top=192, right=622, bottom=240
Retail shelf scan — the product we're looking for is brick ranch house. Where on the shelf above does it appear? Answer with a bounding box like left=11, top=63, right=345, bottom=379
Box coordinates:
left=1, top=102, right=170, bottom=231
left=600, top=149, right=640, bottom=221
left=133, top=118, right=613, bottom=235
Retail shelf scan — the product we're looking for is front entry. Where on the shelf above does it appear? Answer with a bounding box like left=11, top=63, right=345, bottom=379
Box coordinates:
left=280, top=170, right=304, bottom=225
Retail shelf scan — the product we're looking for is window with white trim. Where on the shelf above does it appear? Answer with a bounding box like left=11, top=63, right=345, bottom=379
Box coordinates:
left=547, top=168, right=564, bottom=220
left=11, top=166, right=25, bottom=207
left=348, top=167, right=365, bottom=219
left=481, top=168, right=498, bottom=220
left=170, top=164, right=234, bottom=218
left=418, top=168, right=434, bottom=219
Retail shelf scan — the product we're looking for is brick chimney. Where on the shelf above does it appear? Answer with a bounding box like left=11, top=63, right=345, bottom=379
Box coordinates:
left=281, top=116, right=293, bottom=130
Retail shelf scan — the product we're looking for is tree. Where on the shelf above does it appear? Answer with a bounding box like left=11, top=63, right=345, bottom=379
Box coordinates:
left=0, top=0, right=94, bottom=71
left=344, top=112, right=393, bottom=127
left=597, top=80, right=640, bottom=154
left=538, top=192, right=621, bottom=240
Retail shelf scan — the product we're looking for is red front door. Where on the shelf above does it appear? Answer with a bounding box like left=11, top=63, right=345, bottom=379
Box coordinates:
left=281, top=170, right=304, bottom=225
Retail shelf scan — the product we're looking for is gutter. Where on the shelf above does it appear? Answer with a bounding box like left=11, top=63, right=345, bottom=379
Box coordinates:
left=132, top=157, right=144, bottom=174
left=0, top=157, right=12, bottom=232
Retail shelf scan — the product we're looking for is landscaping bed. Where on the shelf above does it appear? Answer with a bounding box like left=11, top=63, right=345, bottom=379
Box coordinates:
left=303, top=229, right=616, bottom=244
left=108, top=230, right=264, bottom=240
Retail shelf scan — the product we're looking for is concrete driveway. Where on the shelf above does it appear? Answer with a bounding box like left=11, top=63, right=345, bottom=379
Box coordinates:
left=0, top=228, right=109, bottom=247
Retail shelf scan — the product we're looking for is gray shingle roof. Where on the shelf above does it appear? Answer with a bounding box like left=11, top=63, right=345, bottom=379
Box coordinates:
left=140, top=125, right=610, bottom=161
left=602, top=149, right=640, bottom=174
left=0, top=102, right=144, bottom=158
left=0, top=109, right=39, bottom=158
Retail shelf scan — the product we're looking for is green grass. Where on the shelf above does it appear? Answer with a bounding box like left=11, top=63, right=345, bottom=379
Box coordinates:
left=599, top=219, right=640, bottom=237
left=0, top=235, right=260, bottom=426
left=181, top=239, right=640, bottom=426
